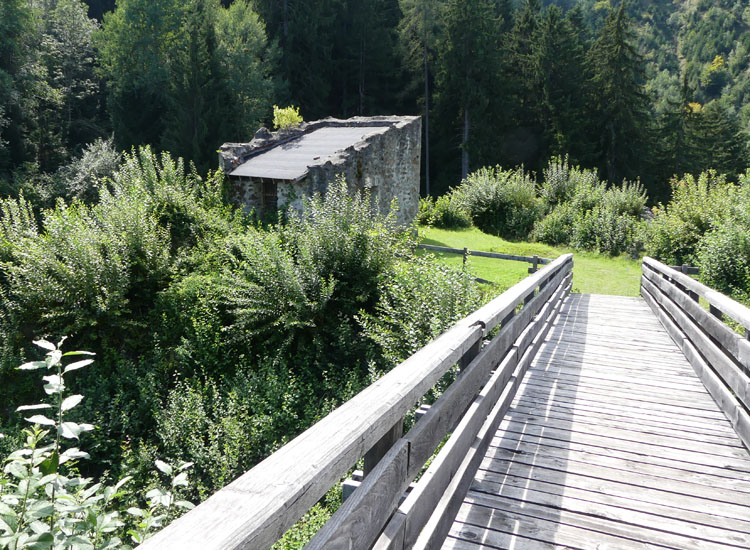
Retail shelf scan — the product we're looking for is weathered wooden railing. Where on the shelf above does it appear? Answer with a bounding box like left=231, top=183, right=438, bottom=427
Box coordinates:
left=140, top=253, right=573, bottom=550
left=417, top=244, right=551, bottom=273
left=641, top=257, right=750, bottom=449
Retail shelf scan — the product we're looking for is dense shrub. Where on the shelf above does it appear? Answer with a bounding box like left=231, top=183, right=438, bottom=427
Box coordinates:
left=454, top=166, right=543, bottom=239
left=540, top=156, right=577, bottom=207
left=603, top=180, right=648, bottom=218
left=571, top=206, right=644, bottom=257
left=417, top=195, right=471, bottom=228
left=697, top=222, right=750, bottom=297
left=532, top=202, right=576, bottom=246
left=359, top=256, right=481, bottom=368
left=645, top=171, right=734, bottom=265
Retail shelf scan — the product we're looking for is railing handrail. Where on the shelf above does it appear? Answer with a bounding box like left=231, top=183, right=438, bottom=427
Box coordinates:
left=139, top=253, right=573, bottom=550
left=643, top=257, right=750, bottom=334
left=641, top=256, right=750, bottom=451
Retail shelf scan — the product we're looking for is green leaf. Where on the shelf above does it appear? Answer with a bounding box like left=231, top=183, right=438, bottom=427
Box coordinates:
left=63, top=359, right=94, bottom=373
left=24, top=415, right=55, bottom=426
left=0, top=502, right=15, bottom=516
left=126, top=507, right=145, bottom=517
left=60, top=422, right=83, bottom=440
left=4, top=462, right=26, bottom=479
left=16, top=404, right=53, bottom=412
left=17, top=361, right=46, bottom=371
left=33, top=340, right=55, bottom=351
left=61, top=394, right=84, bottom=412
left=59, top=448, right=90, bottom=464
left=39, top=451, right=58, bottom=476
left=42, top=374, right=64, bottom=395
left=171, top=472, right=188, bottom=487
left=175, top=500, right=195, bottom=510
left=154, top=460, right=172, bottom=476
left=62, top=351, right=95, bottom=357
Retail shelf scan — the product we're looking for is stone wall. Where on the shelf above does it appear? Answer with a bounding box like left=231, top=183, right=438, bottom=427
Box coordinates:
left=220, top=116, right=422, bottom=225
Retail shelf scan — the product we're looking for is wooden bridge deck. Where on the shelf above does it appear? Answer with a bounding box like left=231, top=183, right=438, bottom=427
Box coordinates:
left=445, top=293, right=750, bottom=550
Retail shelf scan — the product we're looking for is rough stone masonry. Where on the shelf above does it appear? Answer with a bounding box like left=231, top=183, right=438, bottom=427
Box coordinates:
left=219, top=115, right=421, bottom=225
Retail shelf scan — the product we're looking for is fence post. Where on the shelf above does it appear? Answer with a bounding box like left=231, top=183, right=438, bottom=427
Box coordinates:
left=528, top=255, right=539, bottom=274
left=463, top=247, right=468, bottom=268
left=363, top=420, right=403, bottom=477
left=681, top=264, right=688, bottom=274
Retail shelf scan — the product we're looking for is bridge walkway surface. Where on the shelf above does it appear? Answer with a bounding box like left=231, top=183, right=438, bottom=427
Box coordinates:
left=445, top=293, right=750, bottom=550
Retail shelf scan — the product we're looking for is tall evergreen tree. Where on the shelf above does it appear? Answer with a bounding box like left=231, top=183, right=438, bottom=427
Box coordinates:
left=531, top=5, right=591, bottom=164
left=588, top=0, right=652, bottom=185
left=436, top=0, right=503, bottom=180
left=162, top=0, right=228, bottom=171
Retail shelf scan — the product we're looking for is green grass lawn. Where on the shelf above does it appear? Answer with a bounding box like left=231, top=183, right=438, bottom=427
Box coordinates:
left=418, top=226, right=643, bottom=297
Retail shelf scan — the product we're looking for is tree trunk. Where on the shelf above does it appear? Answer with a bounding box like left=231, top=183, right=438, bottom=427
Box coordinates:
left=461, top=108, right=470, bottom=180
left=423, top=0, right=430, bottom=196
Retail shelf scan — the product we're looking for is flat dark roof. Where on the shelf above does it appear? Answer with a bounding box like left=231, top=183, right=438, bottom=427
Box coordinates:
left=229, top=126, right=389, bottom=180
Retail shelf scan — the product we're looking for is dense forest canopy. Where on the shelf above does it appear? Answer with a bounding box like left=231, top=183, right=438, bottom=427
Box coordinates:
left=1, top=0, right=749, bottom=203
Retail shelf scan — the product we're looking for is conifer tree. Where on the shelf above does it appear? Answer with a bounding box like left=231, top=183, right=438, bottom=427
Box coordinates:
left=588, top=0, right=652, bottom=184
left=532, top=5, right=591, bottom=164
left=436, top=0, right=503, bottom=180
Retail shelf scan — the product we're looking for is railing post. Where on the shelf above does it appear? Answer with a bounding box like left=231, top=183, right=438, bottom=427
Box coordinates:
left=528, top=255, right=539, bottom=274
left=709, top=304, right=723, bottom=320
left=682, top=264, right=688, bottom=274
left=363, top=419, right=403, bottom=477
left=462, top=247, right=468, bottom=268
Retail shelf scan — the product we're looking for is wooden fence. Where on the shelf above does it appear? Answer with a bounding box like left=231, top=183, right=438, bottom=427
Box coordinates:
left=417, top=244, right=551, bottom=274
left=139, top=253, right=574, bottom=550
left=641, top=257, right=750, bottom=449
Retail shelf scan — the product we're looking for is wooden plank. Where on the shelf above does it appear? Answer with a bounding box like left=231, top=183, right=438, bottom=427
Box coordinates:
left=306, top=441, right=408, bottom=550
left=507, top=404, right=745, bottom=447
left=503, top=409, right=749, bottom=459
left=490, top=433, right=750, bottom=493
left=468, top=481, right=750, bottom=548
left=509, top=401, right=741, bottom=442
left=495, top=425, right=750, bottom=482
left=642, top=275, right=750, bottom=409
left=514, top=383, right=731, bottom=421
left=481, top=449, right=750, bottom=520
left=458, top=491, right=742, bottom=550
left=472, top=468, right=750, bottom=537
left=520, top=376, right=723, bottom=412
left=491, top=420, right=750, bottom=472
left=474, top=463, right=750, bottom=534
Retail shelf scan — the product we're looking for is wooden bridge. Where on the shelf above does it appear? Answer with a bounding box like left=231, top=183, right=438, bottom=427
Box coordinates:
left=141, top=254, right=750, bottom=550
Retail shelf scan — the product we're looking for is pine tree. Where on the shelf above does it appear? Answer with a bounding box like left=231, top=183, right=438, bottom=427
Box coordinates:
left=436, top=0, right=503, bottom=180
left=532, top=5, right=591, bottom=164
left=588, top=0, right=652, bottom=185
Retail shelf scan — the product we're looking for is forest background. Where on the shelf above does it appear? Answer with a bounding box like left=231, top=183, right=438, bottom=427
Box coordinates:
left=2, top=0, right=750, bottom=203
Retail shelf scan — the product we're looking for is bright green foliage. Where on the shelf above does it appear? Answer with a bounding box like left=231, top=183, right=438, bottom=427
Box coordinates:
left=453, top=166, right=543, bottom=239
left=272, top=105, right=303, bottom=130
left=359, top=256, right=480, bottom=367
left=645, top=171, right=734, bottom=265
left=417, top=195, right=471, bottom=229
left=0, top=339, right=194, bottom=549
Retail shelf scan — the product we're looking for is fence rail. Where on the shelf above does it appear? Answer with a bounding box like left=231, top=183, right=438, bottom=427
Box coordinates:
left=641, top=257, right=750, bottom=449
left=139, top=254, right=573, bottom=550
left=417, top=244, right=551, bottom=274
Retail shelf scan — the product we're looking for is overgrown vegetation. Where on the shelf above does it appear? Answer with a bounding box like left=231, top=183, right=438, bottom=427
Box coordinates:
left=0, top=149, right=481, bottom=542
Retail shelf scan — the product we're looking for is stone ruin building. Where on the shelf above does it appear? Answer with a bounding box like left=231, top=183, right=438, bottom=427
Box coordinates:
left=218, top=115, right=421, bottom=225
